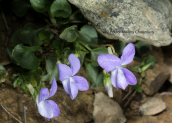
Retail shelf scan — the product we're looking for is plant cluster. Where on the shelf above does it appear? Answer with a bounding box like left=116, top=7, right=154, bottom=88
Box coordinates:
left=0, top=0, right=156, bottom=120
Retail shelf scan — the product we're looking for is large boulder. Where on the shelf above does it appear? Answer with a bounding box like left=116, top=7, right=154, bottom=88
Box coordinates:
left=68, top=0, right=172, bottom=46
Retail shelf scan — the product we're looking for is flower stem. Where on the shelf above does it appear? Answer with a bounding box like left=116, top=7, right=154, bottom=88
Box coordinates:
left=84, top=58, right=98, bottom=64
left=104, top=44, right=116, bottom=55
left=78, top=39, right=100, bottom=48
left=79, top=41, right=92, bottom=51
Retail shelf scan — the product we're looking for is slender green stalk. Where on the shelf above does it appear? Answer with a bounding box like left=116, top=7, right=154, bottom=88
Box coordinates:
left=78, top=39, right=100, bottom=48
left=79, top=41, right=92, bottom=51
left=104, top=44, right=116, bottom=55
left=84, top=58, right=98, bottom=64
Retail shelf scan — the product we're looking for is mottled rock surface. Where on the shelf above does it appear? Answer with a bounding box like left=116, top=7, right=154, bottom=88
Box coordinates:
left=93, top=92, right=126, bottom=123
left=68, top=0, right=172, bottom=46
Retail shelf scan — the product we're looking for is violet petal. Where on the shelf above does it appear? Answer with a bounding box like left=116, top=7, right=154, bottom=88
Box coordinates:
left=39, top=88, right=49, bottom=103
left=72, top=76, right=89, bottom=91
left=69, top=78, right=78, bottom=100
left=49, top=78, right=57, bottom=98
left=116, top=68, right=128, bottom=90
left=62, top=78, right=70, bottom=94
left=46, top=100, right=60, bottom=117
left=121, top=43, right=135, bottom=65
left=69, top=54, right=81, bottom=76
left=37, top=100, right=54, bottom=119
left=58, top=63, right=72, bottom=81
left=46, top=118, right=50, bottom=121
left=111, top=68, right=118, bottom=88
left=121, top=68, right=137, bottom=85
left=98, top=54, right=121, bottom=72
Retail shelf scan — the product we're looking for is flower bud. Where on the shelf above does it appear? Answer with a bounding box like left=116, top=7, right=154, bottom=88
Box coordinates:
left=103, top=70, right=113, bottom=97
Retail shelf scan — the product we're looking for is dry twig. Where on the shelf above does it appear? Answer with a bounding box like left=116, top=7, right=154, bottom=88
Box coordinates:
left=24, top=106, right=27, bottom=123
left=160, top=92, right=172, bottom=96
left=1, top=102, right=23, bottom=123
left=123, top=77, right=142, bottom=109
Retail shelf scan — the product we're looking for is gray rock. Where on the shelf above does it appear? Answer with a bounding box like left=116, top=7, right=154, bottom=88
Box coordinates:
left=68, top=0, right=172, bottom=46
left=139, top=96, right=166, bottom=116
left=93, top=92, right=126, bottom=123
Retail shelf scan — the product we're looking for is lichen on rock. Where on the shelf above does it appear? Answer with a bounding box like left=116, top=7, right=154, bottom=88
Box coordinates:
left=68, top=0, right=172, bottom=46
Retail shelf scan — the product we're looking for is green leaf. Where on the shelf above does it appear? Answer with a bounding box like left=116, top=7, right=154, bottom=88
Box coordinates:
left=129, top=66, right=140, bottom=72
left=79, top=25, right=98, bottom=45
left=30, top=0, right=51, bottom=13
left=92, top=71, right=104, bottom=88
left=130, top=81, right=142, bottom=93
left=77, top=51, right=87, bottom=65
left=57, top=18, right=69, bottom=25
left=46, top=57, right=56, bottom=74
left=113, top=41, right=126, bottom=54
left=12, top=44, right=41, bottom=69
left=53, top=39, right=64, bottom=56
left=50, top=0, right=72, bottom=18
left=7, top=29, right=22, bottom=63
left=11, top=0, right=30, bottom=17
left=141, top=55, right=156, bottom=68
left=141, top=62, right=154, bottom=72
left=85, top=63, right=103, bottom=88
left=91, top=47, right=108, bottom=61
left=74, top=41, right=89, bottom=53
left=0, top=65, right=6, bottom=76
left=13, top=76, right=23, bottom=88
left=42, top=57, right=59, bottom=83
left=37, top=67, right=43, bottom=76
left=21, top=82, right=27, bottom=90
left=59, top=25, right=77, bottom=42
left=38, top=29, right=54, bottom=46
left=135, top=41, right=151, bottom=55
left=69, top=10, right=86, bottom=23
left=20, top=23, right=43, bottom=46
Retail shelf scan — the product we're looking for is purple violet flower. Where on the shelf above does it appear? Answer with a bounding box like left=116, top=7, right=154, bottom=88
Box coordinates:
left=97, top=43, right=137, bottom=90
left=37, top=78, right=60, bottom=121
left=58, top=54, right=89, bottom=100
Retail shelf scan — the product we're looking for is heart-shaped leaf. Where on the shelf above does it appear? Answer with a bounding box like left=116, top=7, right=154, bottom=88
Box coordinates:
left=20, top=23, right=43, bottom=46
left=42, top=57, right=59, bottom=83
left=59, top=25, right=77, bottom=42
left=38, top=29, right=54, bottom=46
left=91, top=47, right=108, bottom=62
left=53, top=39, right=64, bottom=56
left=85, top=62, right=104, bottom=88
left=11, top=0, right=30, bottom=17
left=12, top=44, right=41, bottom=69
left=30, top=0, right=51, bottom=13
left=78, top=25, right=98, bottom=45
left=50, top=0, right=72, bottom=18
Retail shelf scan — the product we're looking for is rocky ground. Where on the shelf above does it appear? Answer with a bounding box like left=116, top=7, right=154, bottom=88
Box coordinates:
left=1, top=7, right=172, bottom=123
